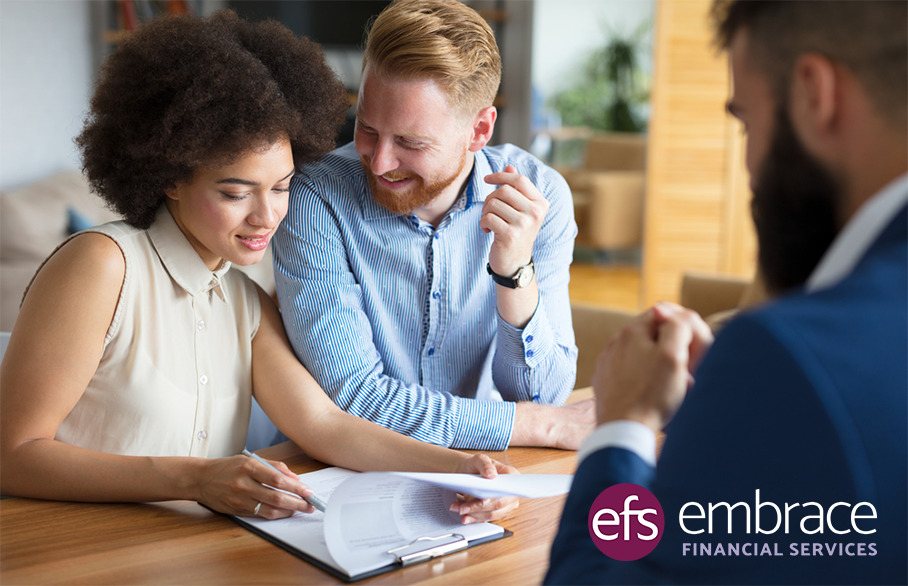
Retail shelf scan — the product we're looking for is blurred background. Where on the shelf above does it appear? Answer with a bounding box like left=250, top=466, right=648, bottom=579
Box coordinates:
left=0, top=0, right=758, bottom=350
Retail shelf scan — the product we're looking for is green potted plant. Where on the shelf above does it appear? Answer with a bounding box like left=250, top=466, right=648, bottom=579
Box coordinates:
left=552, top=22, right=650, bottom=133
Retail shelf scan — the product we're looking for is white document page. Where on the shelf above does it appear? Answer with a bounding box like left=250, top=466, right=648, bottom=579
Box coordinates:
left=239, top=467, right=357, bottom=571
left=238, top=468, right=506, bottom=578
left=387, top=472, right=574, bottom=499
left=322, top=472, right=503, bottom=577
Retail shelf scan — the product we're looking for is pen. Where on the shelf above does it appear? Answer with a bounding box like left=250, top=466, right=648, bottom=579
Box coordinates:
left=241, top=448, right=327, bottom=512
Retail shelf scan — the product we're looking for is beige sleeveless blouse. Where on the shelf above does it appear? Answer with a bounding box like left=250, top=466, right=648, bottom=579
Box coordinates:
left=51, top=207, right=261, bottom=458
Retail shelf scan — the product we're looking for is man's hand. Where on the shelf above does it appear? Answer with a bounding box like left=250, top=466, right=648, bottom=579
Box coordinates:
left=481, top=165, right=549, bottom=277
left=593, top=302, right=714, bottom=432
left=510, top=399, right=597, bottom=450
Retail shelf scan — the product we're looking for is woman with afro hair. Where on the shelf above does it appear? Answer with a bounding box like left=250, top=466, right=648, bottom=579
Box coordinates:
left=0, top=10, right=518, bottom=522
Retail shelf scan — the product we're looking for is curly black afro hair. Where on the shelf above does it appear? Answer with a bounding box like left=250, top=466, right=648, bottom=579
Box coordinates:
left=77, top=9, right=349, bottom=229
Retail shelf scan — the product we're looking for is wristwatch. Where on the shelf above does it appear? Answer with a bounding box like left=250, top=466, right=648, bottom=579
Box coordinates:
left=487, top=258, right=535, bottom=289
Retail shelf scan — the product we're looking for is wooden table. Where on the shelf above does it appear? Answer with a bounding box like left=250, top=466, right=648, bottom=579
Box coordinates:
left=0, top=392, right=593, bottom=585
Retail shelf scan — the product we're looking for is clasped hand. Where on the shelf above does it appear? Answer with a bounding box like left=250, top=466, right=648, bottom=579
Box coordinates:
left=593, top=302, right=714, bottom=432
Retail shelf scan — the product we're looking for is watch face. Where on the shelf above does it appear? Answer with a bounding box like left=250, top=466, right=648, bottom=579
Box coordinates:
left=515, top=263, right=535, bottom=288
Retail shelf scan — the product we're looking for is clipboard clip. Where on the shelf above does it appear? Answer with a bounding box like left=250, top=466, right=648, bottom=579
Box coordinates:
left=387, top=533, right=469, bottom=566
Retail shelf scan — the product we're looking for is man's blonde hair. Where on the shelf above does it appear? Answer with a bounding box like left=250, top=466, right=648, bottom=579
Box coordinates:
left=362, top=0, right=502, bottom=117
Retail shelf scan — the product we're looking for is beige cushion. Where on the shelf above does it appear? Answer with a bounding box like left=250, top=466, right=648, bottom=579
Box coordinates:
left=583, top=171, right=645, bottom=250
left=0, top=260, right=42, bottom=331
left=679, top=272, right=751, bottom=320
left=583, top=132, right=647, bottom=172
left=561, top=133, right=647, bottom=253
left=0, top=170, right=120, bottom=261
left=679, top=270, right=769, bottom=334
left=0, top=170, right=122, bottom=331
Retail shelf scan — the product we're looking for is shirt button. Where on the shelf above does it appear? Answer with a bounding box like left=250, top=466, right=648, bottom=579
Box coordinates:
left=526, top=335, right=534, bottom=343
left=432, top=291, right=441, bottom=299
left=526, top=350, right=535, bottom=358
left=197, top=320, right=206, bottom=330
left=199, top=375, right=209, bottom=385
left=197, top=430, right=208, bottom=441
left=428, top=348, right=435, bottom=356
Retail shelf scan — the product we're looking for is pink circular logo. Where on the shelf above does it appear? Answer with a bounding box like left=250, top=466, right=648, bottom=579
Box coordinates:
left=588, top=483, right=664, bottom=561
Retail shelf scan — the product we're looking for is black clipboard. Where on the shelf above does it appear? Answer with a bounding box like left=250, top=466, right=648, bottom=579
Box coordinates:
left=228, top=514, right=512, bottom=582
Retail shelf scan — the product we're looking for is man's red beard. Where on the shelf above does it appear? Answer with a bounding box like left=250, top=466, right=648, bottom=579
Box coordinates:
left=361, top=153, right=468, bottom=215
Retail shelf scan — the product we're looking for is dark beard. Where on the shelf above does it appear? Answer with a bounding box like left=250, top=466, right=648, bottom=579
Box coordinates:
left=751, top=109, right=842, bottom=295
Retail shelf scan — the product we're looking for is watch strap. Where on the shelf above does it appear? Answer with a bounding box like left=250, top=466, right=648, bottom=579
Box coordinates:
left=487, top=258, right=534, bottom=289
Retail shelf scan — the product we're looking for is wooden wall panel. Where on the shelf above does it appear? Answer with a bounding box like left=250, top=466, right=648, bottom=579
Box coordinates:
left=641, top=0, right=756, bottom=306
left=721, top=120, right=759, bottom=275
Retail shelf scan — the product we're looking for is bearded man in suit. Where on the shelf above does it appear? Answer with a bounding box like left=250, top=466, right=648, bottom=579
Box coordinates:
left=545, top=1, right=907, bottom=583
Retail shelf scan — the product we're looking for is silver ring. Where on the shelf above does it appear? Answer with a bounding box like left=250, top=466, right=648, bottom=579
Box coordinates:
left=253, top=502, right=262, bottom=516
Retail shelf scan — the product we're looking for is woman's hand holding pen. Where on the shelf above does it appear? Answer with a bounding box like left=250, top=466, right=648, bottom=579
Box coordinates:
left=450, top=454, right=520, bottom=524
left=193, top=455, right=317, bottom=519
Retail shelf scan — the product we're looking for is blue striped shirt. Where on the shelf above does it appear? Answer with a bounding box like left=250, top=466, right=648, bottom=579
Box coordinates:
left=273, top=142, right=577, bottom=450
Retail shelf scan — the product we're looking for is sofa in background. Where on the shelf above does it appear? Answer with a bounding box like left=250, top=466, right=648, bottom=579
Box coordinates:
left=571, top=270, right=765, bottom=390
left=1, top=171, right=119, bottom=332
left=557, top=132, right=647, bottom=253
left=679, top=270, right=767, bottom=331
left=0, top=170, right=275, bottom=332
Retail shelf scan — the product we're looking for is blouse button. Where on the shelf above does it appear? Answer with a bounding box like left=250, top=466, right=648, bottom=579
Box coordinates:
left=197, top=320, right=206, bottom=330
left=199, top=375, right=209, bottom=385
left=197, top=430, right=208, bottom=441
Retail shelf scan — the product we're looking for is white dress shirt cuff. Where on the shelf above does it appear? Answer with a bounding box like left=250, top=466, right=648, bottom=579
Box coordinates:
left=577, top=421, right=657, bottom=467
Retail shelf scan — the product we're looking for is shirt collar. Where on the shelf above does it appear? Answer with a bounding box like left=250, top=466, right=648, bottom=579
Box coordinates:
left=806, top=172, right=908, bottom=292
left=465, top=148, right=495, bottom=205
left=360, top=175, right=394, bottom=223
left=147, top=206, right=232, bottom=303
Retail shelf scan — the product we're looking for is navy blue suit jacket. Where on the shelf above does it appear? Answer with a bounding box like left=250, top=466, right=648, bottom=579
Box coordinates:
left=546, top=206, right=907, bottom=585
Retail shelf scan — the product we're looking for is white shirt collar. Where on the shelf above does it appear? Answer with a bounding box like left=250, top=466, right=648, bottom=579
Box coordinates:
left=806, top=173, right=908, bottom=292
left=147, top=206, right=233, bottom=303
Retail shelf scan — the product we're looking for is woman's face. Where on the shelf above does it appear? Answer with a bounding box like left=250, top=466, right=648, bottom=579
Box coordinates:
left=166, top=137, right=294, bottom=270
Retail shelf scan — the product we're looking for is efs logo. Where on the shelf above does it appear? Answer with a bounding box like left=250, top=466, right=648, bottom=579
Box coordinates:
left=588, top=483, right=664, bottom=561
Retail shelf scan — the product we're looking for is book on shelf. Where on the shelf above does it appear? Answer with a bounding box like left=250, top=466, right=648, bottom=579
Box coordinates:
left=117, top=0, right=139, bottom=30
left=115, top=0, right=195, bottom=34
